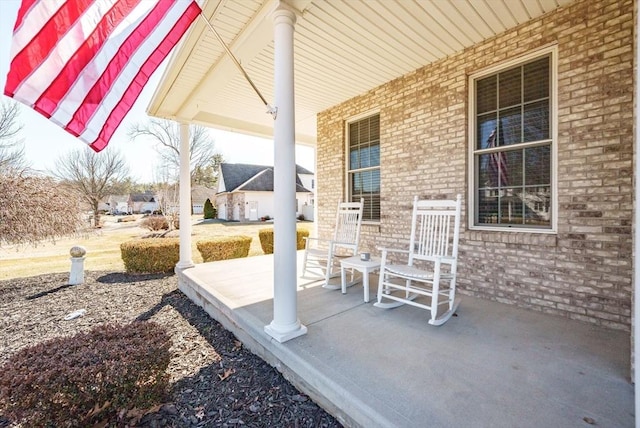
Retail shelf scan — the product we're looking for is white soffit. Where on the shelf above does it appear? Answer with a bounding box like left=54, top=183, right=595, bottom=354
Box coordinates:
left=148, top=0, right=575, bottom=145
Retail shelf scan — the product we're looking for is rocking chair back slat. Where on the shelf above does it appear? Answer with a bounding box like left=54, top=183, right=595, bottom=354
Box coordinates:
left=410, top=197, right=460, bottom=263
left=334, top=203, right=363, bottom=248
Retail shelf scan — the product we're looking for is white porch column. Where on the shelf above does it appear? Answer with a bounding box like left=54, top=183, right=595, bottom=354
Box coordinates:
left=176, top=122, right=194, bottom=270
left=264, top=2, right=307, bottom=342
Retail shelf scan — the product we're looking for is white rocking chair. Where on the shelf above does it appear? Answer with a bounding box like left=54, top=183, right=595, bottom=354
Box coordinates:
left=301, top=198, right=364, bottom=288
left=375, top=195, right=462, bottom=325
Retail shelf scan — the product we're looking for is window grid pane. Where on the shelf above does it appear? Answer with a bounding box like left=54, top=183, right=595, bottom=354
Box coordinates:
left=474, top=53, right=552, bottom=228
left=348, top=115, right=380, bottom=221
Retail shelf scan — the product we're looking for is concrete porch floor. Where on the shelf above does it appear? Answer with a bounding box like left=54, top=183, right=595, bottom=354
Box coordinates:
left=177, top=252, right=634, bottom=428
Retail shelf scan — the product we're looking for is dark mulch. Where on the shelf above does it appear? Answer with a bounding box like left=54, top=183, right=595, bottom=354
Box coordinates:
left=0, top=271, right=342, bottom=427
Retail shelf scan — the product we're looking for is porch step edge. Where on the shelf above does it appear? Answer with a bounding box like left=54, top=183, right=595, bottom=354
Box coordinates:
left=178, top=268, right=397, bottom=428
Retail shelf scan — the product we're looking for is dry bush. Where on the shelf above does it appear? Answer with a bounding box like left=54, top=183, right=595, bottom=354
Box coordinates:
left=196, top=235, right=252, bottom=262
left=258, top=228, right=310, bottom=254
left=0, top=170, right=85, bottom=247
left=140, top=215, right=169, bottom=231
left=120, top=238, right=180, bottom=273
left=0, top=322, right=171, bottom=427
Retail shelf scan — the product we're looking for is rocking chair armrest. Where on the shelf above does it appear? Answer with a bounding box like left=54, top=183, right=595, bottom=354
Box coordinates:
left=303, top=237, right=332, bottom=244
left=376, top=247, right=410, bottom=255
left=330, top=240, right=357, bottom=248
left=377, top=247, right=409, bottom=263
left=303, top=236, right=329, bottom=249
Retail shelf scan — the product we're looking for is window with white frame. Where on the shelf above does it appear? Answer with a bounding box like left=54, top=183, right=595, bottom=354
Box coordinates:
left=347, top=114, right=380, bottom=221
left=470, top=50, right=554, bottom=230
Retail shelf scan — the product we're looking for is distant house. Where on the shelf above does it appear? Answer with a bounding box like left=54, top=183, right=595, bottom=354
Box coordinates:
left=97, top=198, right=110, bottom=213
left=128, top=191, right=159, bottom=214
left=216, top=163, right=314, bottom=221
left=191, top=185, right=215, bottom=215
left=107, top=194, right=129, bottom=215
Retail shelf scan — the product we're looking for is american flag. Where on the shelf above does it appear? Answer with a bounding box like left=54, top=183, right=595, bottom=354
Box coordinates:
left=4, top=0, right=201, bottom=152
left=487, top=128, right=508, bottom=187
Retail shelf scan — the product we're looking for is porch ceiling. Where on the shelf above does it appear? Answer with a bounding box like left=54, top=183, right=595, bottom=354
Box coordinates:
left=147, top=0, right=575, bottom=145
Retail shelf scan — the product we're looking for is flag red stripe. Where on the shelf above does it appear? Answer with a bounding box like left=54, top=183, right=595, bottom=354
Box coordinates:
left=65, top=0, right=176, bottom=136
left=13, top=0, right=38, bottom=30
left=89, top=2, right=201, bottom=151
left=33, top=0, right=142, bottom=116
left=5, top=0, right=93, bottom=96
left=5, top=0, right=200, bottom=152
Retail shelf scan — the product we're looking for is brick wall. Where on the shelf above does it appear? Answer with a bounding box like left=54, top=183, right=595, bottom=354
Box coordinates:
left=316, top=0, right=633, bottom=330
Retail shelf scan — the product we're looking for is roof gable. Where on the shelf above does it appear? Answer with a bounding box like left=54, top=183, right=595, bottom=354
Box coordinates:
left=219, top=163, right=313, bottom=193
left=220, top=163, right=272, bottom=192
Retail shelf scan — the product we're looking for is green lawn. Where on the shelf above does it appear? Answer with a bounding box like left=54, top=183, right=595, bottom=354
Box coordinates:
left=0, top=216, right=314, bottom=280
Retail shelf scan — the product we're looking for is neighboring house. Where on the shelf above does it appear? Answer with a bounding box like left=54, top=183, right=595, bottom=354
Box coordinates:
left=148, top=0, right=635, bottom=359
left=107, top=194, right=129, bottom=215
left=128, top=191, right=159, bottom=214
left=216, top=163, right=314, bottom=221
left=191, top=184, right=215, bottom=215
left=97, top=198, right=110, bottom=213
left=296, top=167, right=315, bottom=221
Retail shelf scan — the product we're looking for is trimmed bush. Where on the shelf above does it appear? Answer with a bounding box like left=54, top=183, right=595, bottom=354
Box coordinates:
left=121, top=238, right=179, bottom=273
left=197, top=235, right=252, bottom=262
left=203, top=198, right=216, bottom=219
left=0, top=322, right=171, bottom=427
left=259, top=228, right=310, bottom=254
left=140, top=214, right=169, bottom=231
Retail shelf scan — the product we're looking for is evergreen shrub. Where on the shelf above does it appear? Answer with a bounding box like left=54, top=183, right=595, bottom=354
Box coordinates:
left=203, top=198, right=216, bottom=219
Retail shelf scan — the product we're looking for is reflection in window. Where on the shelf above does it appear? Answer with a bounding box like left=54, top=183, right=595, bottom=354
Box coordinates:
left=348, top=114, right=380, bottom=221
left=472, top=54, right=553, bottom=228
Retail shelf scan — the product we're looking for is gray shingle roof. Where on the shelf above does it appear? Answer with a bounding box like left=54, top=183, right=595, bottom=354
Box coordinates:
left=130, top=192, right=157, bottom=203
left=219, top=163, right=312, bottom=193
left=296, top=165, right=313, bottom=175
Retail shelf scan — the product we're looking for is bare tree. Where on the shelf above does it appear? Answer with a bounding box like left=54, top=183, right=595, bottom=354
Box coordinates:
left=128, top=119, right=221, bottom=184
left=0, top=101, right=86, bottom=247
left=0, top=100, right=26, bottom=171
left=53, top=147, right=130, bottom=227
left=156, top=183, right=180, bottom=232
left=0, top=171, right=84, bottom=247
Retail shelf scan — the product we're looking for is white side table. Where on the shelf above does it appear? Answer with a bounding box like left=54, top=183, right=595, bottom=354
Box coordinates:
left=340, top=255, right=381, bottom=303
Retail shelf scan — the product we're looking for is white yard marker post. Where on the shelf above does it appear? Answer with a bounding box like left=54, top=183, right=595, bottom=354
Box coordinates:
left=68, top=245, right=86, bottom=285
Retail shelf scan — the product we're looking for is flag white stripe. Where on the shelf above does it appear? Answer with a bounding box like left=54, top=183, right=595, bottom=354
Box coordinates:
left=79, top=1, right=191, bottom=142
left=49, top=1, right=154, bottom=126
left=10, top=0, right=65, bottom=61
left=14, top=0, right=120, bottom=108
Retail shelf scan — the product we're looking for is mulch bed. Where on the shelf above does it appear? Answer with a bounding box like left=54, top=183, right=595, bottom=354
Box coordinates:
left=0, top=271, right=342, bottom=427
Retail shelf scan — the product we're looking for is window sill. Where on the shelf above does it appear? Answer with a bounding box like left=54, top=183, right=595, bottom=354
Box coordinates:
left=468, top=224, right=556, bottom=234
left=466, top=226, right=558, bottom=247
left=361, top=221, right=381, bottom=231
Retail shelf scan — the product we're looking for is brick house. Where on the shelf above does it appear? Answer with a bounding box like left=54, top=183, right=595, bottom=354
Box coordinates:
left=148, top=0, right=636, bottom=361
left=315, top=1, right=634, bottom=332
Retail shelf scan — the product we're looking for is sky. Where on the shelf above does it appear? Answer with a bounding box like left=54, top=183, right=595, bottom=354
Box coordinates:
left=0, top=0, right=315, bottom=183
